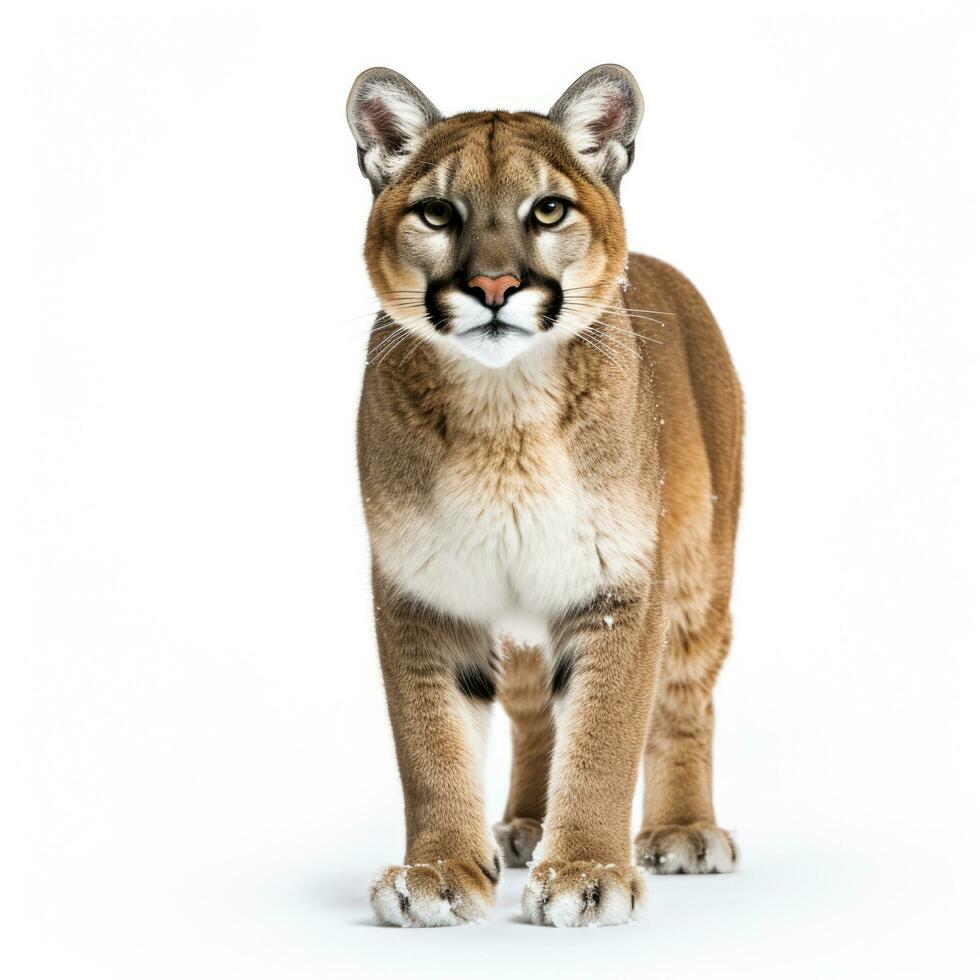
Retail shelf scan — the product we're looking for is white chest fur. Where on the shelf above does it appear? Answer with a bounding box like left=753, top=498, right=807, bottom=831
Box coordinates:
left=373, top=432, right=655, bottom=638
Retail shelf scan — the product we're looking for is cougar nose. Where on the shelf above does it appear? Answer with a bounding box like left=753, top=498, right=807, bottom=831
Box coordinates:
left=467, top=274, right=521, bottom=307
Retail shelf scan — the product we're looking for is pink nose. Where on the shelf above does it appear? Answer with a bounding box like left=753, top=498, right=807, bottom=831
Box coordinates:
left=467, top=274, right=521, bottom=307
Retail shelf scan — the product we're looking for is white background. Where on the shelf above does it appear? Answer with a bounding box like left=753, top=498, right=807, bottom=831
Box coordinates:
left=5, top=1, right=979, bottom=977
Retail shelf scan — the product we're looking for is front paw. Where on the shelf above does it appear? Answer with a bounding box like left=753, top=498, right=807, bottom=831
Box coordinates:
left=635, top=822, right=737, bottom=874
left=521, top=860, right=645, bottom=927
left=370, top=855, right=500, bottom=927
left=493, top=817, right=543, bottom=868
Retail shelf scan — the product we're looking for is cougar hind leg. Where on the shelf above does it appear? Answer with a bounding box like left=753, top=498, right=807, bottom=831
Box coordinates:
left=494, top=641, right=553, bottom=868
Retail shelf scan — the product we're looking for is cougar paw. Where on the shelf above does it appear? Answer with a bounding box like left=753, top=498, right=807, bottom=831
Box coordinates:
left=635, top=822, right=737, bottom=874
left=370, top=853, right=501, bottom=927
left=493, top=817, right=543, bottom=868
left=521, top=860, right=645, bottom=927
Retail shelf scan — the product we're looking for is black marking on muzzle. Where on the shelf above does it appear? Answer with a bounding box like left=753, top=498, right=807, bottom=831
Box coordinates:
left=424, top=278, right=455, bottom=334
left=426, top=270, right=563, bottom=333
left=522, top=270, right=563, bottom=329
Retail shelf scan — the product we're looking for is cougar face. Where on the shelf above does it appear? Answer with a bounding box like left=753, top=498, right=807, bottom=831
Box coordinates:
left=348, top=67, right=643, bottom=367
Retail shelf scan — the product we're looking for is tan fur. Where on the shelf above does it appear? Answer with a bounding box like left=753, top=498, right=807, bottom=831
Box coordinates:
left=352, top=69, right=742, bottom=927
left=491, top=641, right=552, bottom=867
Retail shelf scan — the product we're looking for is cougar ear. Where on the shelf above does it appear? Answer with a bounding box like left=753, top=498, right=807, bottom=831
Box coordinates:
left=346, top=67, right=441, bottom=193
left=549, top=64, right=644, bottom=194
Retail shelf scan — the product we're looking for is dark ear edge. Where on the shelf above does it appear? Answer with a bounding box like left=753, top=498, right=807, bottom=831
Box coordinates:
left=346, top=67, right=441, bottom=191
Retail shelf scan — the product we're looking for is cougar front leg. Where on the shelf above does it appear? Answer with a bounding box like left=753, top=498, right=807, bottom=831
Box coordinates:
left=635, top=609, right=737, bottom=874
left=521, top=587, right=663, bottom=927
left=369, top=582, right=501, bottom=927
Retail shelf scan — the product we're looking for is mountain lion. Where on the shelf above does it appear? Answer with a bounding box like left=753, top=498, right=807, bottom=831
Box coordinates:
left=347, top=64, right=742, bottom=927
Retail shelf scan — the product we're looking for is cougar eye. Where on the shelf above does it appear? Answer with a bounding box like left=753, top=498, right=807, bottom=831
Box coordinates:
left=420, top=199, right=455, bottom=229
left=532, top=197, right=567, bottom=227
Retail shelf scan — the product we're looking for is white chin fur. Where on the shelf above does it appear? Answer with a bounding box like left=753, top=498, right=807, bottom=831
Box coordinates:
left=443, top=287, right=545, bottom=368
left=451, top=328, right=537, bottom=368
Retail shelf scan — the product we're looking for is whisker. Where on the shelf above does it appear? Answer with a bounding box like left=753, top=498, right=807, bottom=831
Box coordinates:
left=379, top=303, right=428, bottom=314
left=585, top=324, right=643, bottom=360
left=353, top=309, right=426, bottom=341
left=367, top=326, right=410, bottom=361
left=566, top=303, right=666, bottom=336
left=375, top=326, right=420, bottom=365
left=369, top=327, right=422, bottom=364
left=399, top=317, right=445, bottom=366
left=372, top=313, right=430, bottom=336
left=367, top=315, right=431, bottom=359
left=336, top=310, right=384, bottom=328
left=559, top=283, right=677, bottom=316
left=366, top=317, right=404, bottom=336
left=580, top=302, right=676, bottom=316
left=613, top=309, right=675, bottom=317
left=596, top=303, right=677, bottom=326
left=563, top=302, right=670, bottom=327
left=398, top=335, right=429, bottom=366
left=562, top=307, right=664, bottom=346
left=551, top=316, right=631, bottom=377
left=570, top=330, right=629, bottom=377
left=561, top=308, right=657, bottom=342
left=573, top=325, right=629, bottom=365
left=355, top=295, right=425, bottom=307
left=584, top=317, right=663, bottom=347
left=339, top=302, right=422, bottom=328
left=562, top=281, right=616, bottom=294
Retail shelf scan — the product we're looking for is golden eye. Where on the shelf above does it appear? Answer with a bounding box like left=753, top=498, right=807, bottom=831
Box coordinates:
left=421, top=200, right=454, bottom=228
left=532, top=197, right=567, bottom=227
